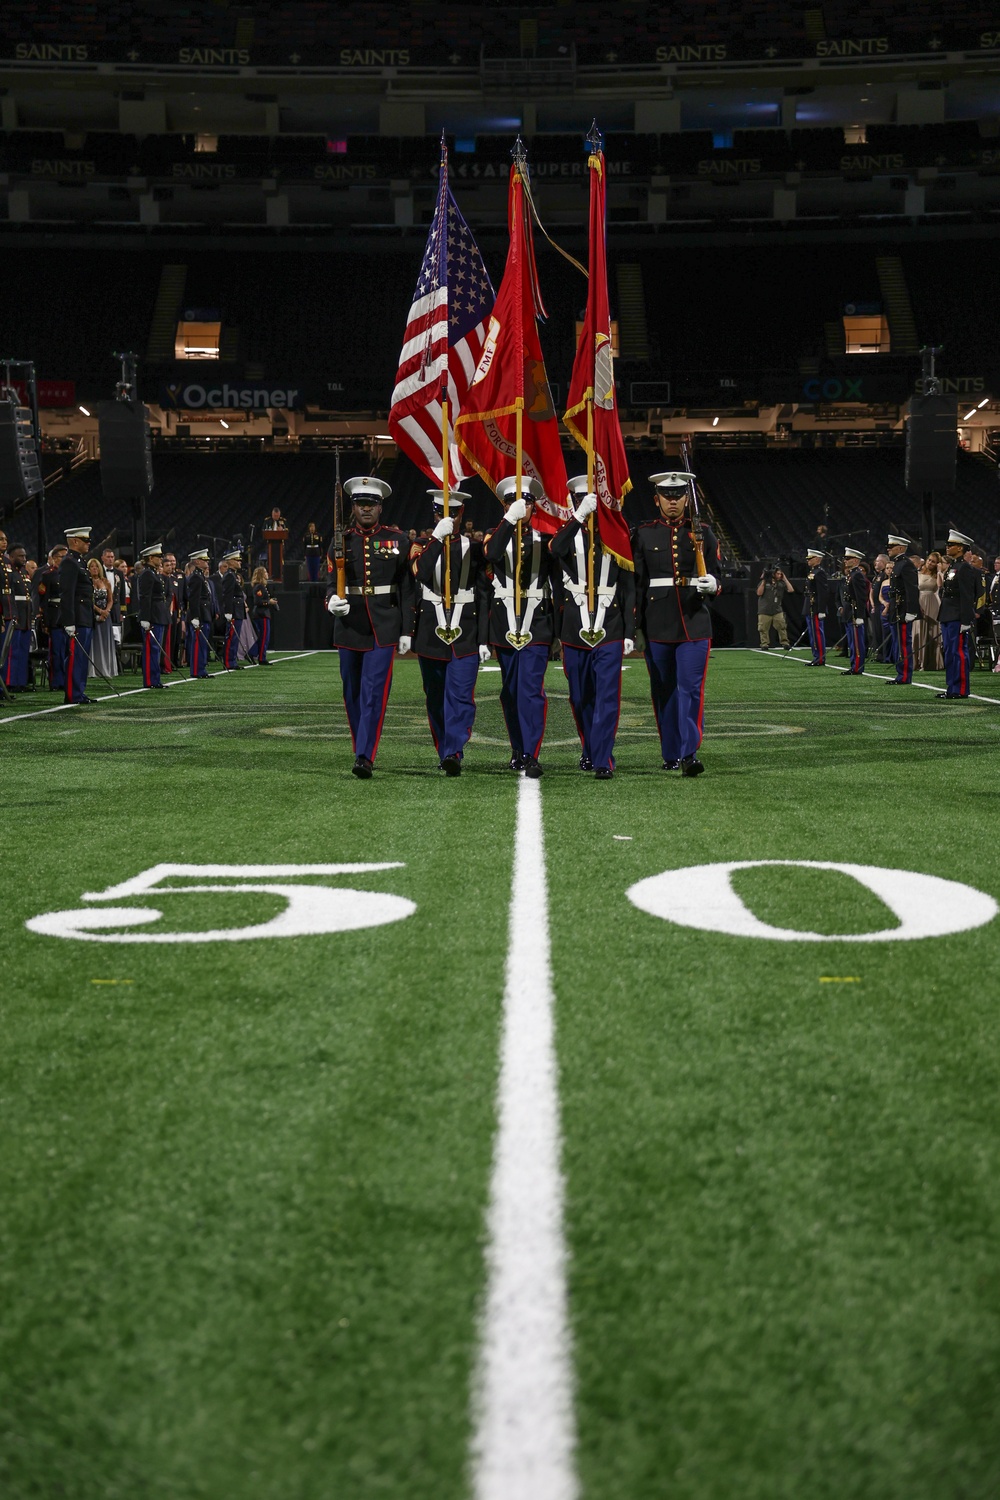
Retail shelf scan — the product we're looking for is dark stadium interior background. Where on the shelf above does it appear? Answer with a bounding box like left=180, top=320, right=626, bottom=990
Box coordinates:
left=1, top=0, right=998, bottom=582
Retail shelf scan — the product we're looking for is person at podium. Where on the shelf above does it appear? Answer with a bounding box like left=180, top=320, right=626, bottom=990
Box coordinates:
left=264, top=506, right=289, bottom=531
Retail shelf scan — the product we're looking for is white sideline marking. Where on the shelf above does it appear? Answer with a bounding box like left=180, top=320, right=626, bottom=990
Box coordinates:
left=753, top=648, right=1000, bottom=706
left=0, top=651, right=319, bottom=726
left=472, top=776, right=577, bottom=1500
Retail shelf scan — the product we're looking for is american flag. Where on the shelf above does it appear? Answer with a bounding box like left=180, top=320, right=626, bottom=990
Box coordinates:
left=388, top=138, right=495, bottom=484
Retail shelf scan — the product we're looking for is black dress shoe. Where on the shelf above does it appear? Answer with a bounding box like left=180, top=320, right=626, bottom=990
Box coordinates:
left=509, top=754, right=525, bottom=771
left=78, top=696, right=97, bottom=705
left=579, top=755, right=593, bottom=772
left=680, top=754, right=705, bottom=777
left=936, top=693, right=964, bottom=700
left=523, top=756, right=543, bottom=779
left=352, top=754, right=373, bottom=778
left=661, top=759, right=680, bottom=770
left=440, top=754, right=462, bottom=777
left=150, top=683, right=164, bottom=689
left=595, top=767, right=614, bottom=780
left=884, top=678, right=901, bottom=685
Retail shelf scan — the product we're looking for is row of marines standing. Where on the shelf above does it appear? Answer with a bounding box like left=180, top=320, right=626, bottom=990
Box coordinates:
left=802, top=527, right=982, bottom=697
left=1, top=529, right=278, bottom=702
left=324, top=468, right=719, bottom=779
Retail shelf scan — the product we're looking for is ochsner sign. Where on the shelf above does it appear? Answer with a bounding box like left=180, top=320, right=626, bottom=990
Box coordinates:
left=161, top=382, right=302, bottom=409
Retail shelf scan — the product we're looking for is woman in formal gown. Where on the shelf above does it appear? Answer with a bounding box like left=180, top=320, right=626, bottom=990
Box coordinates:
left=87, top=557, right=119, bottom=679
left=913, top=551, right=944, bottom=671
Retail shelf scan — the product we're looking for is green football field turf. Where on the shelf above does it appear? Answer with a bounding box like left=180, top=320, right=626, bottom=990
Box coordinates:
left=3, top=647, right=1000, bottom=1499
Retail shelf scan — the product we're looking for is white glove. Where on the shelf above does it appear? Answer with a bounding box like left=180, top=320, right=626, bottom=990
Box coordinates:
left=112, top=625, right=121, bottom=643
left=140, top=619, right=150, bottom=631
left=224, top=613, right=233, bottom=622
left=693, top=573, right=718, bottom=594
left=818, top=613, right=826, bottom=620
left=65, top=625, right=76, bottom=637
left=960, top=624, right=972, bottom=633
left=505, top=497, right=527, bottom=524
left=623, top=637, right=635, bottom=656
left=327, top=595, right=350, bottom=616
left=573, top=491, right=598, bottom=522
left=432, top=517, right=454, bottom=541
left=479, top=644, right=491, bottom=663
left=905, top=612, right=917, bottom=622
left=398, top=636, right=411, bottom=656
left=854, top=617, right=864, bottom=626
left=190, top=618, right=200, bottom=630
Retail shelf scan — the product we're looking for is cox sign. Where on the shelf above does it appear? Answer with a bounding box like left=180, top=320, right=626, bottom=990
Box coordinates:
left=802, top=377, right=864, bottom=402
left=161, top=382, right=302, bottom=410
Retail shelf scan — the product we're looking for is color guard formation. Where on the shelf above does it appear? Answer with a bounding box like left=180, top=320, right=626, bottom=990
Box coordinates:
left=323, top=467, right=718, bottom=780
left=5, top=494, right=988, bottom=772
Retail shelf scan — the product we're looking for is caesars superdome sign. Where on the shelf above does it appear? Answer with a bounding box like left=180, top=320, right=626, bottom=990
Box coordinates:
left=161, top=382, right=303, bottom=410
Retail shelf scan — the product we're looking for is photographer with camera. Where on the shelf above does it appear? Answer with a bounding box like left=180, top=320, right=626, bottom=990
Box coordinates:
left=756, top=564, right=794, bottom=650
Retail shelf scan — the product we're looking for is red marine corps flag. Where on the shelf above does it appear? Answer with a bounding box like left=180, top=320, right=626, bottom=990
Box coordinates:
left=563, top=126, right=633, bottom=567
left=454, top=142, right=570, bottom=533
left=388, top=134, right=495, bottom=483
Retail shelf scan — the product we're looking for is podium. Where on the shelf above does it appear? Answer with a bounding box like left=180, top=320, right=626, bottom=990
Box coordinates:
left=263, top=527, right=288, bottom=579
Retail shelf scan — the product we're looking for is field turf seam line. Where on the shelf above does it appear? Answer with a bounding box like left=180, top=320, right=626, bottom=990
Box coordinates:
left=751, top=648, right=1000, bottom=706
left=472, top=776, right=577, bottom=1500
left=0, top=650, right=320, bottom=726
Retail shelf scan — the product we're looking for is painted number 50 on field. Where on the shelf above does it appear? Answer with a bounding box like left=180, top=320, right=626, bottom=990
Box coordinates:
left=25, top=864, right=416, bottom=944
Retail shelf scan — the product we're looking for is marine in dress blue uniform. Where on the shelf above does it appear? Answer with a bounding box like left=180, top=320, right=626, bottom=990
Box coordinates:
left=220, top=549, right=247, bottom=669
left=632, top=471, right=719, bottom=776
left=840, top=548, right=869, bottom=675
left=484, top=475, right=557, bottom=779
left=550, top=477, right=636, bottom=779
left=884, top=534, right=920, bottom=685
left=938, top=528, right=977, bottom=699
left=136, top=543, right=170, bottom=687
left=1, top=543, right=32, bottom=690
left=803, top=545, right=829, bottom=665
left=412, top=489, right=489, bottom=776
left=56, top=525, right=97, bottom=704
left=184, top=551, right=213, bottom=678
left=31, top=544, right=67, bottom=691
left=326, top=477, right=417, bottom=778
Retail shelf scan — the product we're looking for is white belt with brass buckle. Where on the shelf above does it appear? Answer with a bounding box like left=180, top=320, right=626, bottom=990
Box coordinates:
left=348, top=585, right=396, bottom=596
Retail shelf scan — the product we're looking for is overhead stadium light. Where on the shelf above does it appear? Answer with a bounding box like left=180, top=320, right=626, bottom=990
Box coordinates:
left=712, top=416, right=719, bottom=426
left=963, top=408, right=976, bottom=421
left=220, top=419, right=229, bottom=428
left=977, top=397, right=989, bottom=408
left=79, top=405, right=91, bottom=415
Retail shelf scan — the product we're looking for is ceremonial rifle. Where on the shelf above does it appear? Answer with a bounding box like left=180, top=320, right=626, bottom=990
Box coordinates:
left=682, top=438, right=707, bottom=580
left=333, top=446, right=346, bottom=598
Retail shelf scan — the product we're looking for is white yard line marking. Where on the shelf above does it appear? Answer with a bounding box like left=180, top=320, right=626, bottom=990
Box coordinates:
left=752, top=649, right=1000, bottom=706
left=0, top=651, right=320, bottom=726
left=472, top=776, right=577, bottom=1500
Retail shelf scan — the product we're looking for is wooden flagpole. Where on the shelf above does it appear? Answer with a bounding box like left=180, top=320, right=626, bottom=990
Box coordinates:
left=586, top=395, right=596, bottom=613
left=441, top=387, right=452, bottom=609
left=515, top=403, right=523, bottom=620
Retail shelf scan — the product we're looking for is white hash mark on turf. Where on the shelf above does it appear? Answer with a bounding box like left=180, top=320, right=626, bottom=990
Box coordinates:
left=471, top=776, right=577, bottom=1500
